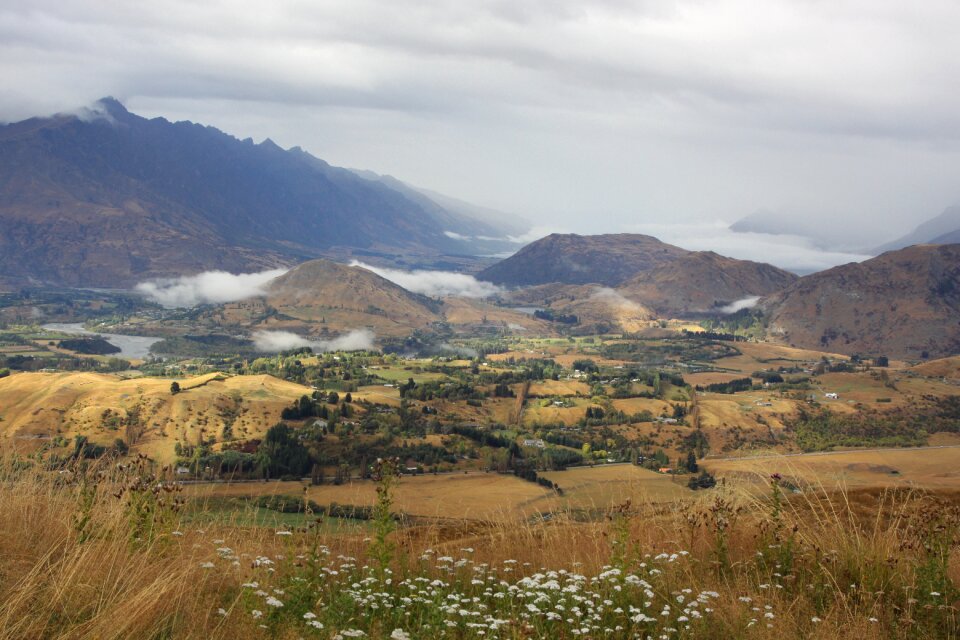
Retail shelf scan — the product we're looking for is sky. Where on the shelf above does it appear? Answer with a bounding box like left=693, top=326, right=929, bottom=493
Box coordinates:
left=2, top=0, right=959, bottom=271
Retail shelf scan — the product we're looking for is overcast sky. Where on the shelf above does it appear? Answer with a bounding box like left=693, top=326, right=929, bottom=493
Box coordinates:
left=2, top=0, right=959, bottom=269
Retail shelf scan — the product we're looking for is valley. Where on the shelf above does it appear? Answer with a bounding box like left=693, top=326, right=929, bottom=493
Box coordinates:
left=2, top=98, right=960, bottom=640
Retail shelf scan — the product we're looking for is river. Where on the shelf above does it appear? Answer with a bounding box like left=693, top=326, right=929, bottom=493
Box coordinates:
left=41, top=323, right=162, bottom=360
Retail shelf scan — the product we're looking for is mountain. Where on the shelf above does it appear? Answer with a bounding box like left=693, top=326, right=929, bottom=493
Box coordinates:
left=617, top=251, right=799, bottom=316
left=349, top=169, right=526, bottom=255
left=0, top=98, right=511, bottom=288
left=264, top=259, right=441, bottom=332
left=477, top=233, right=689, bottom=287
left=760, top=244, right=960, bottom=359
left=729, top=209, right=825, bottom=239
left=874, top=205, right=960, bottom=253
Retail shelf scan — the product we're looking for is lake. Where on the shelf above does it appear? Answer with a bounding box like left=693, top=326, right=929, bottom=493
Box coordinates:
left=41, top=323, right=162, bottom=360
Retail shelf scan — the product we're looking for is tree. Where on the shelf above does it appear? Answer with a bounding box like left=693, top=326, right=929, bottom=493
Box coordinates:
left=170, top=381, right=181, bottom=394
left=685, top=451, right=698, bottom=473
left=327, top=391, right=339, bottom=404
left=688, top=471, right=716, bottom=490
left=344, top=392, right=353, bottom=403
left=260, top=422, right=311, bottom=478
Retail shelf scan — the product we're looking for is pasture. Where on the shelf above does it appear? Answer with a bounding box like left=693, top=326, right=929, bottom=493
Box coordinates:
left=703, top=446, right=960, bottom=491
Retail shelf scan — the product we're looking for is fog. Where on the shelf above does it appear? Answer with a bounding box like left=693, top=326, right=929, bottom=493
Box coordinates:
left=626, top=222, right=872, bottom=274
left=135, top=269, right=288, bottom=307
left=591, top=287, right=648, bottom=314
left=718, top=296, right=761, bottom=315
left=350, top=261, right=502, bottom=298
left=252, top=329, right=375, bottom=353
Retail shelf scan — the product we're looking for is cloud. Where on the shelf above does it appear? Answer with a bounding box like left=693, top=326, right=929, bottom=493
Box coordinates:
left=252, top=329, right=375, bottom=352
left=626, top=221, right=872, bottom=274
left=350, top=261, right=502, bottom=298
left=443, top=230, right=469, bottom=240
left=1, top=1, right=958, bottom=238
left=717, top=296, right=760, bottom=314
left=590, top=287, right=647, bottom=313
left=66, top=99, right=117, bottom=124
left=506, top=226, right=568, bottom=245
left=135, top=269, right=287, bottom=307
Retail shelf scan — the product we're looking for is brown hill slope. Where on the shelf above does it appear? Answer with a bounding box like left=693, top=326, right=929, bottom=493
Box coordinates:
left=261, top=259, right=442, bottom=337
left=478, top=233, right=689, bottom=287
left=910, top=355, right=960, bottom=379
left=761, top=244, right=960, bottom=359
left=618, top=251, right=798, bottom=316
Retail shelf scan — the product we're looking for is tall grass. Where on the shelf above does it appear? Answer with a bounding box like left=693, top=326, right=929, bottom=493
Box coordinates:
left=0, top=454, right=956, bottom=639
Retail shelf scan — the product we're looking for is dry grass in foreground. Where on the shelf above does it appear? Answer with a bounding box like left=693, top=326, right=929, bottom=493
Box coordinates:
left=0, top=455, right=958, bottom=640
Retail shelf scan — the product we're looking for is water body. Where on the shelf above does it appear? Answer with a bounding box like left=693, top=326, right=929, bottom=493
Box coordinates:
left=41, top=323, right=161, bottom=360
left=508, top=306, right=544, bottom=315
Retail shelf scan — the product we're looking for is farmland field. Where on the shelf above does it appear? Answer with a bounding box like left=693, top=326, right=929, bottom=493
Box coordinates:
left=703, top=446, right=960, bottom=490
left=185, top=463, right=691, bottom=522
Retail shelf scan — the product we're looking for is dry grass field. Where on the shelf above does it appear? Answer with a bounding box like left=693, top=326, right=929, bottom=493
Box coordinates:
left=703, top=446, right=960, bottom=491
left=540, top=463, right=689, bottom=509
left=186, top=472, right=552, bottom=521
left=522, top=398, right=591, bottom=426
left=527, top=379, right=591, bottom=397
left=0, top=371, right=315, bottom=463
left=710, top=341, right=849, bottom=375
left=911, top=355, right=960, bottom=380
left=187, top=463, right=691, bottom=522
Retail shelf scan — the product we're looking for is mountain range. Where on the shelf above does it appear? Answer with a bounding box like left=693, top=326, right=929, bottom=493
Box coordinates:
left=0, top=98, right=521, bottom=287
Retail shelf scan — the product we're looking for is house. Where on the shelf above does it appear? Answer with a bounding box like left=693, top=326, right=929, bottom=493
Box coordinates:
left=658, top=467, right=673, bottom=474
left=175, top=466, right=190, bottom=475
left=523, top=438, right=546, bottom=449
left=824, top=392, right=839, bottom=399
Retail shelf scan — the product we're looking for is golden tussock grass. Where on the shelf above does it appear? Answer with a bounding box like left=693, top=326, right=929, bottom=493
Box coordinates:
left=0, top=453, right=957, bottom=639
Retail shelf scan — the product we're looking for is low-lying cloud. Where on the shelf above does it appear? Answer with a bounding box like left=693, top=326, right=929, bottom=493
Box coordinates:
left=350, top=261, right=501, bottom=298
left=135, top=269, right=287, bottom=308
left=590, top=287, right=648, bottom=314
left=717, top=296, right=761, bottom=314
left=252, top=329, right=375, bottom=353
left=627, top=221, right=872, bottom=274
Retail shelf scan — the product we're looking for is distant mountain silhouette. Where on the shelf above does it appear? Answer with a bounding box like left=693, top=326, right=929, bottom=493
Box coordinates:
left=872, top=205, right=960, bottom=253
left=0, top=98, right=516, bottom=287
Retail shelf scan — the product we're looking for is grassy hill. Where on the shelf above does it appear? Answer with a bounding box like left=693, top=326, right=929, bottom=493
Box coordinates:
left=0, top=371, right=313, bottom=464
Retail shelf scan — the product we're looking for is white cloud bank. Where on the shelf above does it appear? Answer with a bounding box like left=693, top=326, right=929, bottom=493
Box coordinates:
left=717, top=296, right=761, bottom=314
left=252, top=329, right=375, bottom=353
left=350, top=261, right=501, bottom=298
left=627, top=221, right=872, bottom=274
left=135, top=269, right=287, bottom=308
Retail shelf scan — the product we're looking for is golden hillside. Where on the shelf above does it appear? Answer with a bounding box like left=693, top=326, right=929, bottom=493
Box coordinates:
left=0, top=371, right=313, bottom=464
left=264, top=259, right=442, bottom=334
